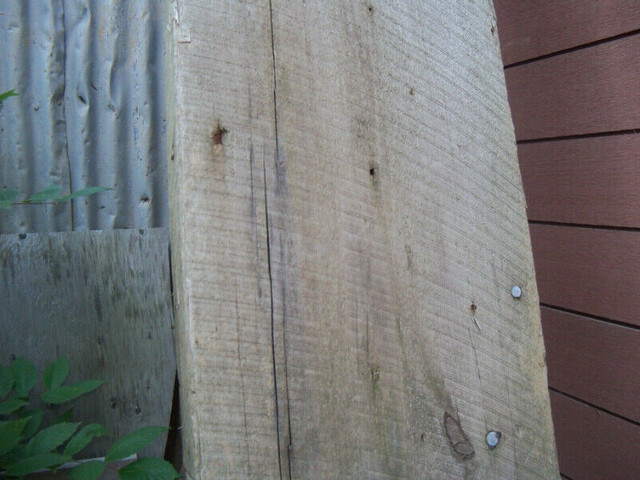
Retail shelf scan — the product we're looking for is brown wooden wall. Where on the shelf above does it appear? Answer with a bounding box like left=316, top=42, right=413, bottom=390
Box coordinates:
left=494, top=2, right=640, bottom=479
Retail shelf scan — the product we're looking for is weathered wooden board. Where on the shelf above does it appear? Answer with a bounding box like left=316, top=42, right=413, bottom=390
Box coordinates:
left=0, top=229, right=175, bottom=458
left=494, top=0, right=640, bottom=65
left=530, top=224, right=640, bottom=326
left=168, top=1, right=558, bottom=478
left=542, top=307, right=640, bottom=423
left=166, top=1, right=281, bottom=477
left=518, top=134, right=640, bottom=227
left=550, top=391, right=640, bottom=480
left=505, top=34, right=640, bottom=140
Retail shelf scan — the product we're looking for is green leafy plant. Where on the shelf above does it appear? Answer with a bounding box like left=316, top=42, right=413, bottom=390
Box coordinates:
left=0, top=90, right=112, bottom=209
left=0, top=90, right=18, bottom=103
left=0, top=184, right=113, bottom=210
left=0, top=357, right=179, bottom=480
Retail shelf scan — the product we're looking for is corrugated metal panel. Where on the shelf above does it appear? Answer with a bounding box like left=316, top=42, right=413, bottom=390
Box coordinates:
left=0, top=0, right=168, bottom=233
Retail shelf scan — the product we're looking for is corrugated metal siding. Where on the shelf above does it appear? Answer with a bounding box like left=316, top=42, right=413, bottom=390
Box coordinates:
left=0, top=0, right=168, bottom=233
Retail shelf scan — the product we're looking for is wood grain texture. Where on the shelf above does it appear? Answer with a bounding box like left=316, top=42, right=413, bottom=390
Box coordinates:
left=267, top=2, right=557, bottom=477
left=550, top=391, right=640, bottom=480
left=166, top=0, right=281, bottom=477
left=542, top=307, right=640, bottom=423
left=169, top=0, right=559, bottom=478
left=518, top=134, right=640, bottom=227
left=505, top=34, right=640, bottom=140
left=530, top=224, right=640, bottom=327
left=494, top=0, right=640, bottom=65
left=0, top=229, right=175, bottom=458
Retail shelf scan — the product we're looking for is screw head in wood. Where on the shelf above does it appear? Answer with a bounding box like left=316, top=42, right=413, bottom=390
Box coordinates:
left=510, top=285, right=522, bottom=299
left=486, top=430, right=501, bottom=449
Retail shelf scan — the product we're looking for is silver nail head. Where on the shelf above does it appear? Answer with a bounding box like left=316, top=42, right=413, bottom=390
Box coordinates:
left=486, top=430, right=501, bottom=449
left=510, top=285, right=522, bottom=299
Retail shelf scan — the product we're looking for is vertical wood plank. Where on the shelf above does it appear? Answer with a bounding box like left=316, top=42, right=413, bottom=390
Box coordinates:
left=0, top=229, right=175, bottom=458
left=169, top=0, right=559, bottom=478
left=266, top=1, right=557, bottom=478
left=165, top=1, right=281, bottom=478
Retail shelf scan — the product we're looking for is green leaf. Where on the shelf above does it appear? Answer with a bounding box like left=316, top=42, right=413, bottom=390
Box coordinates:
left=43, top=357, right=69, bottom=390
left=105, top=427, right=168, bottom=462
left=0, top=190, right=19, bottom=209
left=64, top=423, right=110, bottom=457
left=25, top=422, right=81, bottom=455
left=26, top=184, right=63, bottom=203
left=68, top=460, right=106, bottom=480
left=57, top=186, right=114, bottom=203
left=0, top=89, right=18, bottom=103
left=52, top=408, right=73, bottom=424
left=0, top=398, right=28, bottom=415
left=20, top=408, right=43, bottom=439
left=10, top=358, right=37, bottom=398
left=0, top=365, right=13, bottom=398
left=41, top=380, right=104, bottom=404
left=0, top=417, right=31, bottom=456
left=4, top=453, right=70, bottom=477
left=117, top=458, right=180, bottom=480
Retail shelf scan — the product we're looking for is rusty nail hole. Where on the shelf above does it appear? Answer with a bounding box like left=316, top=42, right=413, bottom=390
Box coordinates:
left=212, top=126, right=228, bottom=145
left=470, top=303, right=477, bottom=313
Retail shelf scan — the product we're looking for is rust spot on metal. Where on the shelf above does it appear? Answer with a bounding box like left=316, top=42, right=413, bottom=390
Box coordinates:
left=444, top=412, right=475, bottom=459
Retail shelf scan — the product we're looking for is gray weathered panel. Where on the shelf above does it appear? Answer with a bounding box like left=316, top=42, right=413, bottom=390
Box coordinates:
left=0, top=0, right=168, bottom=233
left=0, top=228, right=175, bottom=458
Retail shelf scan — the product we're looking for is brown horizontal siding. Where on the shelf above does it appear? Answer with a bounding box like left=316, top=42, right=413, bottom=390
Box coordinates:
left=550, top=391, right=640, bottom=480
left=530, top=224, right=640, bottom=327
left=542, top=307, right=640, bottom=423
left=494, top=0, right=640, bottom=65
left=519, top=134, right=640, bottom=227
left=495, top=2, right=640, bottom=478
left=504, top=34, right=640, bottom=140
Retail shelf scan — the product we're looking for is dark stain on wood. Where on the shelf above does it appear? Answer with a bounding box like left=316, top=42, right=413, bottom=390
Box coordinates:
left=443, top=412, right=474, bottom=460
left=369, top=163, right=379, bottom=189
left=211, top=125, right=228, bottom=145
